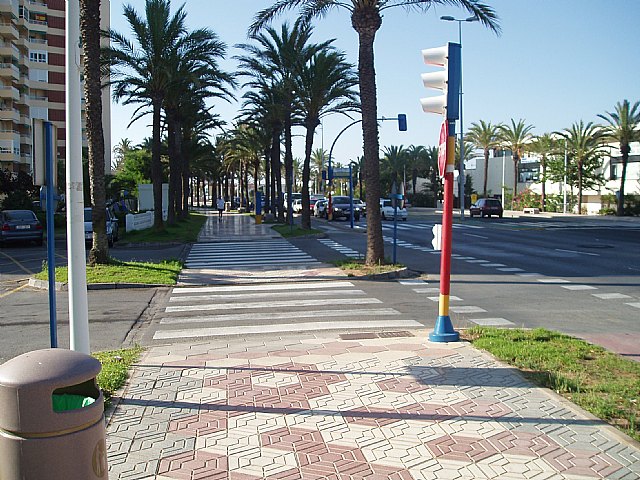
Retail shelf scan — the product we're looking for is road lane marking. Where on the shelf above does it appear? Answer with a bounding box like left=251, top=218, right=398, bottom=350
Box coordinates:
left=0, top=283, right=28, bottom=299
left=169, top=289, right=366, bottom=302
left=166, top=297, right=382, bottom=313
left=462, top=233, right=489, bottom=239
left=413, top=288, right=441, bottom=294
left=561, top=285, right=597, bottom=291
left=173, top=281, right=354, bottom=294
left=591, top=293, right=632, bottom=300
left=497, top=267, right=524, bottom=272
left=537, top=278, right=571, bottom=283
left=449, top=306, right=487, bottom=313
left=428, top=296, right=462, bottom=302
left=160, top=308, right=402, bottom=325
left=480, top=263, right=506, bottom=267
left=0, top=251, right=34, bottom=275
left=469, top=318, right=515, bottom=326
left=153, top=320, right=423, bottom=340
left=626, top=303, right=640, bottom=309
left=555, top=248, right=600, bottom=257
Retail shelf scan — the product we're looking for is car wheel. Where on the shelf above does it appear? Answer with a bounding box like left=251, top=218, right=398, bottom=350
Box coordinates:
left=481, top=212, right=486, bottom=218
left=499, top=213, right=503, bottom=218
left=108, top=235, right=114, bottom=248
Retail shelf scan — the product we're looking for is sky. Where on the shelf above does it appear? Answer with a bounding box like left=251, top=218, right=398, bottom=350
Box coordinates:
left=107, top=0, right=640, bottom=166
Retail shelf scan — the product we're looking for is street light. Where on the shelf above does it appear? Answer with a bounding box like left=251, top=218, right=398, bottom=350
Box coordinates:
left=440, top=15, right=478, bottom=221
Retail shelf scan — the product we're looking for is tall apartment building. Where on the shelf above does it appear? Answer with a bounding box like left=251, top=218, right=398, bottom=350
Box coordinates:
left=0, top=0, right=111, bottom=175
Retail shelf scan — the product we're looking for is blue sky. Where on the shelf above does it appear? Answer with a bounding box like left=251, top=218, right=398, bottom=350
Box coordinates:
left=108, top=0, right=640, bottom=166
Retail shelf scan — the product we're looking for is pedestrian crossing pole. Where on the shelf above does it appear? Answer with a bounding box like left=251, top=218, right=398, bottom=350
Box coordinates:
left=420, top=42, right=461, bottom=342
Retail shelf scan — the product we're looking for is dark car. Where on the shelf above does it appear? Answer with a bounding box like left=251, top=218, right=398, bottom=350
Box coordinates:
left=0, top=210, right=43, bottom=246
left=329, top=196, right=362, bottom=221
left=470, top=198, right=503, bottom=218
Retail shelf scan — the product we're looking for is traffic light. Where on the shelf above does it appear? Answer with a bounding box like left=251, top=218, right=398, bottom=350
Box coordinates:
left=420, top=43, right=461, bottom=121
left=397, top=113, right=407, bottom=131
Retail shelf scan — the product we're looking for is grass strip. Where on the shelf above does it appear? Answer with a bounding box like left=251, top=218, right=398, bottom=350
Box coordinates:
left=272, top=224, right=322, bottom=237
left=121, top=212, right=207, bottom=244
left=36, top=258, right=182, bottom=285
left=93, top=346, right=143, bottom=406
left=464, top=327, right=639, bottom=442
left=330, top=258, right=404, bottom=276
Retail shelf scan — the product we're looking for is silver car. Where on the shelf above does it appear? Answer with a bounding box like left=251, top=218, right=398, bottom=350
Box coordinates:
left=0, top=210, right=43, bottom=246
left=84, top=207, right=119, bottom=247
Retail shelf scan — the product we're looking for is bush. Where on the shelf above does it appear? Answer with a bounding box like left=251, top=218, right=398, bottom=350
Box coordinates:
left=511, top=188, right=541, bottom=211
left=0, top=191, right=35, bottom=210
left=408, top=192, right=436, bottom=207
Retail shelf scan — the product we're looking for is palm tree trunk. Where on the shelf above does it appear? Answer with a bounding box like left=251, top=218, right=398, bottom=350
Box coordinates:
left=301, top=120, right=315, bottom=230
left=284, top=113, right=294, bottom=225
left=80, top=0, right=108, bottom=264
left=353, top=13, right=384, bottom=265
left=167, top=112, right=179, bottom=225
left=264, top=148, right=271, bottom=214
left=151, top=97, right=164, bottom=231
left=483, top=149, right=489, bottom=197
left=541, top=158, right=546, bottom=211
left=578, top=163, right=583, bottom=214
left=513, top=155, right=519, bottom=198
left=617, top=149, right=629, bottom=216
left=271, top=129, right=284, bottom=222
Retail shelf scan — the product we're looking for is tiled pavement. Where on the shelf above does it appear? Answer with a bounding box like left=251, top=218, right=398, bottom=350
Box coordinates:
left=106, top=331, right=640, bottom=479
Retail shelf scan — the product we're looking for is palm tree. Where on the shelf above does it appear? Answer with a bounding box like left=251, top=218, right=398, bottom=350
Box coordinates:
left=251, top=0, right=499, bottom=265
left=405, top=145, right=428, bottom=197
left=105, top=0, right=190, bottom=231
left=112, top=138, right=132, bottom=172
left=467, top=120, right=500, bottom=198
left=311, top=148, right=327, bottom=193
left=381, top=145, right=408, bottom=194
left=559, top=121, right=605, bottom=214
left=527, top=133, right=557, bottom=211
left=498, top=119, right=534, bottom=197
left=81, top=0, right=108, bottom=264
left=237, top=21, right=327, bottom=225
left=598, top=100, right=640, bottom=216
left=296, top=48, right=359, bottom=229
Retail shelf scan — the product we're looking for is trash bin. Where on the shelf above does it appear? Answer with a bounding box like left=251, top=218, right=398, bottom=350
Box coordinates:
left=255, top=214, right=262, bottom=225
left=0, top=349, right=108, bottom=479
left=225, top=201, right=231, bottom=212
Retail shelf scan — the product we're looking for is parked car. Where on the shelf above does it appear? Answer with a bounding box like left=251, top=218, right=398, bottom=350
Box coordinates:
left=379, top=199, right=407, bottom=221
left=84, top=207, right=119, bottom=247
left=0, top=210, right=43, bottom=246
left=469, top=198, right=503, bottom=218
left=329, top=196, right=362, bottom=221
left=309, top=195, right=324, bottom=214
left=292, top=199, right=303, bottom=213
left=314, top=199, right=328, bottom=218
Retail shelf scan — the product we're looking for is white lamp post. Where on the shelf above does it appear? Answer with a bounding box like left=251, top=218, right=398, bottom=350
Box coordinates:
left=441, top=15, right=478, bottom=221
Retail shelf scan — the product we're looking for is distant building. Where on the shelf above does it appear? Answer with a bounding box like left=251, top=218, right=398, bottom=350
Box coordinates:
left=0, top=0, right=111, bottom=175
left=465, top=142, right=640, bottom=214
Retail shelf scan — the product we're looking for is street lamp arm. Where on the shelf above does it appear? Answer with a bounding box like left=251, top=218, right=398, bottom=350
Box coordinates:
left=328, top=119, right=362, bottom=168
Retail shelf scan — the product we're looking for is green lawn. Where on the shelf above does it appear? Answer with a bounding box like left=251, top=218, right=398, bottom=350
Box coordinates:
left=121, top=212, right=207, bottom=244
left=272, top=224, right=322, bottom=237
left=36, top=258, right=182, bottom=285
left=464, top=327, right=640, bottom=442
left=93, top=346, right=144, bottom=406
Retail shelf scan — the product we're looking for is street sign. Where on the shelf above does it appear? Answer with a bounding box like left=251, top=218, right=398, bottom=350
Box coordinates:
left=438, top=120, right=448, bottom=177
left=332, top=167, right=351, bottom=178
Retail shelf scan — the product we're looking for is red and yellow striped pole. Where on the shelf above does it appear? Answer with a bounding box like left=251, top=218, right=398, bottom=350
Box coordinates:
left=429, top=121, right=460, bottom=342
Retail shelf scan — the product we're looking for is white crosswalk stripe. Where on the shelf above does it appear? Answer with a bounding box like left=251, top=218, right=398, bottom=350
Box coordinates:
left=184, top=239, right=321, bottom=269
left=154, top=281, right=424, bottom=340
left=318, top=238, right=362, bottom=258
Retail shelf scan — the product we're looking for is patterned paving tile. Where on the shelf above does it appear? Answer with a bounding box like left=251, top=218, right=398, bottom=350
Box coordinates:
left=106, top=333, right=640, bottom=479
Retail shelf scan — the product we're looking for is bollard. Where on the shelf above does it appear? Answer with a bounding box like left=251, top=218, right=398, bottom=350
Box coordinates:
left=0, top=349, right=108, bottom=479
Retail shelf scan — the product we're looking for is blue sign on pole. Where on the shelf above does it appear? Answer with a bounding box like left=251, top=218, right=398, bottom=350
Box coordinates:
left=44, top=121, right=58, bottom=348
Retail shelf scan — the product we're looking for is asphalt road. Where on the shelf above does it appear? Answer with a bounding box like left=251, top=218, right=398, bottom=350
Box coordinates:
left=0, top=238, right=186, bottom=361
left=317, top=212, right=640, bottom=359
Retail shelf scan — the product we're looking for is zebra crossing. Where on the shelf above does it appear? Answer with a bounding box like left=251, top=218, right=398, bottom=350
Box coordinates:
left=153, top=280, right=424, bottom=341
left=317, top=238, right=362, bottom=258
left=184, top=239, right=322, bottom=269
left=380, top=222, right=484, bottom=232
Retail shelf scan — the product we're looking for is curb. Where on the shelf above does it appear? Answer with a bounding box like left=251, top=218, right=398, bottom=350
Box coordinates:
left=28, top=278, right=167, bottom=291
left=344, top=267, right=417, bottom=281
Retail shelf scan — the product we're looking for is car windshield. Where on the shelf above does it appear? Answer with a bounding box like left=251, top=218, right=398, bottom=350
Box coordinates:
left=333, top=196, right=350, bottom=204
left=84, top=210, right=92, bottom=222
left=486, top=200, right=501, bottom=207
left=5, top=211, right=35, bottom=221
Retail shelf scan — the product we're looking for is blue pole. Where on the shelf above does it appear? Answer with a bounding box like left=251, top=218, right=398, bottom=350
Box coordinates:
left=44, top=121, right=57, bottom=348
left=393, top=203, right=398, bottom=264
left=349, top=165, right=354, bottom=229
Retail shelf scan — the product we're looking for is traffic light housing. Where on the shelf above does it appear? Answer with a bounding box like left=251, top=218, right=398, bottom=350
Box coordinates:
left=397, top=113, right=407, bottom=131
left=420, top=43, right=461, bottom=121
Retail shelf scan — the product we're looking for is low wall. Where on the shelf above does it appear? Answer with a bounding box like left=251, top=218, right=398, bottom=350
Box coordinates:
left=126, top=211, right=153, bottom=232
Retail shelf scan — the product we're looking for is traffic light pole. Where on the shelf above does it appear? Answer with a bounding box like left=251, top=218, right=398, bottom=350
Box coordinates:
left=429, top=121, right=459, bottom=343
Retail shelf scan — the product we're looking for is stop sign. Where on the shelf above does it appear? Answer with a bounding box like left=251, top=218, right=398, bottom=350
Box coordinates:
left=438, top=120, right=448, bottom=177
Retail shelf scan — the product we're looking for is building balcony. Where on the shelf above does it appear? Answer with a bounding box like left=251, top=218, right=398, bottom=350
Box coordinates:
left=0, top=108, right=19, bottom=121
left=0, top=151, right=16, bottom=163
left=0, top=62, right=19, bottom=80
left=0, top=22, right=19, bottom=40
left=0, top=85, right=20, bottom=101
left=0, top=0, right=19, bottom=16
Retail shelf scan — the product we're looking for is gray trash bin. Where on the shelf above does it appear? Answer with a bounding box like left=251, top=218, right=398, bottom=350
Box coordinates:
left=0, top=349, right=108, bottom=479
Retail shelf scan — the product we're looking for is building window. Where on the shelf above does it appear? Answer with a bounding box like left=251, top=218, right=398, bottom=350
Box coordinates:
left=29, top=50, right=47, bottom=63
left=28, top=68, right=48, bottom=82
